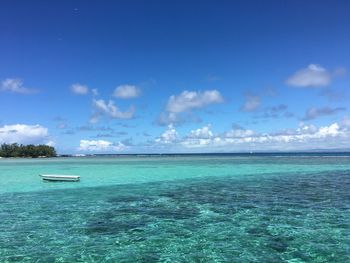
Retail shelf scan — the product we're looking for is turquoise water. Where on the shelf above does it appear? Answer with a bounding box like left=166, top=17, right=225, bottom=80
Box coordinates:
left=0, top=154, right=349, bottom=262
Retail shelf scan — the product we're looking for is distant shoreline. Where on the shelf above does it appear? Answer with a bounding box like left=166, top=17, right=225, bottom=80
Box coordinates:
left=2, top=152, right=350, bottom=159
left=44, top=152, right=350, bottom=158
left=0, top=156, right=56, bottom=159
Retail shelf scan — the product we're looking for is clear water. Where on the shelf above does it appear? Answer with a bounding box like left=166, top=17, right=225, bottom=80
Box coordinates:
left=0, top=154, right=349, bottom=262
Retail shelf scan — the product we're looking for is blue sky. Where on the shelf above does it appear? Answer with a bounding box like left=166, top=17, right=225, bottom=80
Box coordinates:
left=1, top=0, right=350, bottom=153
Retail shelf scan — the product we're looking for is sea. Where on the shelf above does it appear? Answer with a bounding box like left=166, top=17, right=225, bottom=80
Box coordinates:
left=0, top=153, right=349, bottom=262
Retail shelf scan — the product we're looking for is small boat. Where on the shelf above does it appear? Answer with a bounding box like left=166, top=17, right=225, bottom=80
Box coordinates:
left=39, top=174, right=80, bottom=182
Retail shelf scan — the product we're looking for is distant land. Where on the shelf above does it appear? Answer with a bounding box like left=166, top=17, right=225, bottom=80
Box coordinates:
left=56, top=151, right=350, bottom=158
left=0, top=143, right=56, bottom=158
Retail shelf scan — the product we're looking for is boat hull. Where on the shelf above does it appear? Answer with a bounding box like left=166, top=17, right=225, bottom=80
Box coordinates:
left=39, top=174, right=80, bottom=182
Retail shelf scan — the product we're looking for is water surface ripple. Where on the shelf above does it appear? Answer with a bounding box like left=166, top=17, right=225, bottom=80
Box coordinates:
left=0, top=155, right=349, bottom=262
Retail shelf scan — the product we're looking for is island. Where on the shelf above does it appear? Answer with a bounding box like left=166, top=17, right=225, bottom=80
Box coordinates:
left=0, top=143, right=56, bottom=158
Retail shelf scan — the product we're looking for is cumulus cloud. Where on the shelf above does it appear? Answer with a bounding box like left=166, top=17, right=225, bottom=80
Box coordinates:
left=71, top=83, right=89, bottom=95
left=180, top=125, right=217, bottom=147
left=158, top=90, right=223, bottom=125
left=157, top=112, right=202, bottom=126
left=157, top=112, right=181, bottom=126
left=181, top=125, right=255, bottom=148
left=302, top=106, right=346, bottom=121
left=184, top=122, right=349, bottom=150
left=1, top=79, right=37, bottom=94
left=155, top=124, right=178, bottom=144
left=166, top=90, right=223, bottom=113
left=225, top=127, right=255, bottom=138
left=113, top=85, right=141, bottom=99
left=78, top=139, right=126, bottom=151
left=286, top=64, right=331, bottom=88
left=0, top=124, right=51, bottom=145
left=296, top=123, right=318, bottom=135
left=240, top=94, right=261, bottom=112
left=153, top=120, right=350, bottom=152
left=46, top=140, right=56, bottom=147
left=187, top=125, right=213, bottom=139
left=91, top=99, right=135, bottom=122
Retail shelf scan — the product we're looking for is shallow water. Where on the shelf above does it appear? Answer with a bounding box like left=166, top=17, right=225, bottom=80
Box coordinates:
left=0, top=154, right=349, bottom=262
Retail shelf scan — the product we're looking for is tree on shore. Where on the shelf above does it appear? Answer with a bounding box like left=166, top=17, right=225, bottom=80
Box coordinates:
left=0, top=143, right=56, bottom=158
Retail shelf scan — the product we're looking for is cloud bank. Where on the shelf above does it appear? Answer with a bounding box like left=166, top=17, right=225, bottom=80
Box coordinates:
left=154, top=120, right=350, bottom=151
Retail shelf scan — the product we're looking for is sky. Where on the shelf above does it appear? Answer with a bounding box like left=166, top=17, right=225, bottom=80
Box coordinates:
left=1, top=0, right=350, bottom=154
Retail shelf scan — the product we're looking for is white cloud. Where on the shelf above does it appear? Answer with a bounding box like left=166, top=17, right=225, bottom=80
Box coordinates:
left=317, top=123, right=340, bottom=137
left=155, top=124, right=178, bottom=144
left=71, top=83, right=89, bottom=95
left=46, top=140, right=56, bottom=147
left=157, top=112, right=202, bottom=126
left=0, top=124, right=51, bottom=145
left=296, top=123, right=318, bottom=134
left=156, top=121, right=350, bottom=151
left=158, top=112, right=181, bottom=126
left=158, top=90, right=223, bottom=125
left=78, top=140, right=126, bottom=151
left=225, top=128, right=255, bottom=138
left=181, top=125, right=215, bottom=147
left=187, top=125, right=213, bottom=139
left=91, top=99, right=135, bottom=122
left=240, top=94, right=261, bottom=112
left=286, top=64, right=331, bottom=88
left=166, top=90, right=223, bottom=113
left=1, top=79, right=37, bottom=94
left=113, top=85, right=141, bottom=99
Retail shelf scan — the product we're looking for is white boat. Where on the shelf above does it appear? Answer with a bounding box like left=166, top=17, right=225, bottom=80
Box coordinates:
left=39, top=174, right=80, bottom=182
